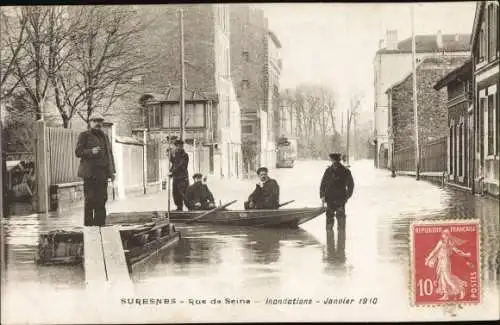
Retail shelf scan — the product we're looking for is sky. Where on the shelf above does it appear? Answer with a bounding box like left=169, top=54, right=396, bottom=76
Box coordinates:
left=257, top=2, right=477, bottom=118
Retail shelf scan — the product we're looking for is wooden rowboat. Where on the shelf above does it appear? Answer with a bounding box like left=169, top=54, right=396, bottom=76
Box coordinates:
left=108, top=207, right=326, bottom=228
left=35, top=220, right=181, bottom=272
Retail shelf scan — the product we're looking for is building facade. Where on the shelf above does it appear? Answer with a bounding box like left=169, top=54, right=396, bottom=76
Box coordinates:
left=230, top=4, right=282, bottom=175
left=386, top=56, right=469, bottom=168
left=471, top=1, right=499, bottom=197
left=373, top=30, right=470, bottom=169
left=434, top=60, right=473, bottom=189
left=135, top=4, right=242, bottom=180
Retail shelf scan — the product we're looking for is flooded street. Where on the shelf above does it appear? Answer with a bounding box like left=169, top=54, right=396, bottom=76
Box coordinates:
left=2, top=160, right=499, bottom=323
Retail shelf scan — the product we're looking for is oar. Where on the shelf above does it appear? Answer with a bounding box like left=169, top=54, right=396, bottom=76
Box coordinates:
left=278, top=200, right=295, bottom=208
left=186, top=200, right=237, bottom=224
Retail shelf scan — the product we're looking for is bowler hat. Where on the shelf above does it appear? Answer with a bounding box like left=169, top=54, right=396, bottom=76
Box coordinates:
left=256, top=167, right=268, bottom=174
left=193, top=173, right=203, bottom=179
left=329, top=153, right=341, bottom=161
left=174, top=139, right=184, bottom=146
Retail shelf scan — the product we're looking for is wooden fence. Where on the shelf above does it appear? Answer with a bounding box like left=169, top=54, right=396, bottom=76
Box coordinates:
left=48, top=127, right=81, bottom=184
left=394, top=136, right=447, bottom=173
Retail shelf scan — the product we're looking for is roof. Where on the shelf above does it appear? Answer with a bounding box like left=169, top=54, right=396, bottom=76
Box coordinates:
left=385, top=56, right=470, bottom=93
left=471, top=2, right=486, bottom=49
left=139, top=86, right=217, bottom=106
left=376, top=33, right=471, bottom=54
left=268, top=30, right=282, bottom=48
left=433, top=59, right=472, bottom=90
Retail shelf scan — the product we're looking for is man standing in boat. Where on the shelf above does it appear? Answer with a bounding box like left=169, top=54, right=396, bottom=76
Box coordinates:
left=75, top=112, right=116, bottom=227
left=320, top=153, right=354, bottom=231
left=245, top=167, right=280, bottom=210
left=169, top=139, right=189, bottom=211
left=184, top=173, right=216, bottom=210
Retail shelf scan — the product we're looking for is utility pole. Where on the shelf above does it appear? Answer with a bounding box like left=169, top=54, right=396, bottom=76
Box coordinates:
left=179, top=8, right=185, bottom=141
left=411, top=4, right=420, bottom=180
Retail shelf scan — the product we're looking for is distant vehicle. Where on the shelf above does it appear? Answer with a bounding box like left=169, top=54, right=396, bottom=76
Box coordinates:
left=276, top=136, right=298, bottom=168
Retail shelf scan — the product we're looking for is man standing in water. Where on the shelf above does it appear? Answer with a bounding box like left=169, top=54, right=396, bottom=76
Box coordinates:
left=169, top=139, right=189, bottom=211
left=320, top=153, right=354, bottom=231
left=75, top=113, right=116, bottom=226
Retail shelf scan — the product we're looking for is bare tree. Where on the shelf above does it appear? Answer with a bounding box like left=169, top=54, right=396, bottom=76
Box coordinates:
left=280, top=84, right=339, bottom=158
left=8, top=6, right=59, bottom=120
left=63, top=6, right=147, bottom=125
left=346, top=92, right=363, bottom=163
left=0, top=7, right=29, bottom=101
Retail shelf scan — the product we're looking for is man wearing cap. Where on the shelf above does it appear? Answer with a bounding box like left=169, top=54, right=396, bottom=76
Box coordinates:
left=169, top=139, right=189, bottom=211
left=320, top=153, right=354, bottom=231
left=184, top=173, right=216, bottom=210
left=75, top=112, right=116, bottom=227
left=245, top=167, right=280, bottom=210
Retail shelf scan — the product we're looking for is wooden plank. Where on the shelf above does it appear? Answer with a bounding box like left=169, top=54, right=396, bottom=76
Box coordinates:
left=83, top=226, right=107, bottom=285
left=100, top=226, right=131, bottom=284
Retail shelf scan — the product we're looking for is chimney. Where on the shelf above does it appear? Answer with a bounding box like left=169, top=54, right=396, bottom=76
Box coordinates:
left=378, top=39, right=384, bottom=49
left=436, top=30, right=443, bottom=49
left=386, top=30, right=398, bottom=50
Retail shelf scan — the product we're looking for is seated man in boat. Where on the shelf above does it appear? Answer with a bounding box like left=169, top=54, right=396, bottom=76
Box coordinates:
left=184, top=173, right=216, bottom=211
left=244, top=167, right=280, bottom=210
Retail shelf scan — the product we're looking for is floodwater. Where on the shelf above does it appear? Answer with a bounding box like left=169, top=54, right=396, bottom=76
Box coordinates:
left=1, top=160, right=499, bottom=323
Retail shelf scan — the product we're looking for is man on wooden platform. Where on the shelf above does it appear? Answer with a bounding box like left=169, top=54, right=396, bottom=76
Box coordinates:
left=75, top=113, right=115, bottom=227
left=184, top=173, right=216, bottom=211
left=244, top=167, right=280, bottom=210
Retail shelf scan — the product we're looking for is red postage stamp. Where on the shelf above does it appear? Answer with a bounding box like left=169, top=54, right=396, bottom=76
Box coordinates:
left=410, top=219, right=481, bottom=306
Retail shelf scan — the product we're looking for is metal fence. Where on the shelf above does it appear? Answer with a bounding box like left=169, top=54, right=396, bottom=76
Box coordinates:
left=394, top=136, right=446, bottom=173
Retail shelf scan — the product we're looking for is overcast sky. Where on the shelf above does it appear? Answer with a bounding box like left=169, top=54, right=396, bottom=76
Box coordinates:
left=257, top=2, right=477, bottom=116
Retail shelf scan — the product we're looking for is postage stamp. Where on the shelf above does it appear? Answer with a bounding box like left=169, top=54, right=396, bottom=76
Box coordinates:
left=410, top=219, right=481, bottom=306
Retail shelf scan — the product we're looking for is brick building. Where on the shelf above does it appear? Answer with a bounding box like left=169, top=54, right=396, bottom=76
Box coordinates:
left=386, top=56, right=469, bottom=166
left=373, top=30, right=470, bottom=169
left=433, top=60, right=473, bottom=190
left=230, top=4, right=282, bottom=175
left=470, top=1, right=499, bottom=197
left=132, top=4, right=242, bottom=180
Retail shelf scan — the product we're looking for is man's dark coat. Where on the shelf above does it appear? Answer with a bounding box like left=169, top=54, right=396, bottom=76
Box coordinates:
left=75, top=128, right=115, bottom=179
left=248, top=178, right=280, bottom=209
left=319, top=164, right=354, bottom=206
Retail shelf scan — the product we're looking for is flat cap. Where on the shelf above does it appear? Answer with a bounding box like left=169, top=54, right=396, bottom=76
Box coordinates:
left=256, top=167, right=268, bottom=174
left=329, top=153, right=341, bottom=161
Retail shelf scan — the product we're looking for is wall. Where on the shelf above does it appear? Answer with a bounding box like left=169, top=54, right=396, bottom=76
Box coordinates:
left=230, top=4, right=268, bottom=171
left=373, top=50, right=469, bottom=168
left=391, top=57, right=468, bottom=153
left=214, top=4, right=242, bottom=179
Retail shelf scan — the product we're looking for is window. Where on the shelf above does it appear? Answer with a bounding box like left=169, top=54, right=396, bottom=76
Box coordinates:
left=185, top=103, right=205, bottom=127
left=487, top=94, right=495, bottom=155
left=488, top=4, right=498, bottom=61
left=162, top=103, right=180, bottom=128
left=242, top=51, right=249, bottom=62
left=242, top=125, right=253, bottom=134
left=458, top=123, right=463, bottom=177
left=225, top=47, right=230, bottom=77
left=479, top=97, right=485, bottom=160
left=479, top=26, right=486, bottom=62
left=497, top=93, right=499, bottom=155
left=226, top=96, right=230, bottom=127
left=148, top=104, right=162, bottom=129
left=241, top=79, right=249, bottom=89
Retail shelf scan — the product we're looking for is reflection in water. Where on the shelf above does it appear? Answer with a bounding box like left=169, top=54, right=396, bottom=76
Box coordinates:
left=132, top=225, right=322, bottom=282
left=323, top=229, right=347, bottom=276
